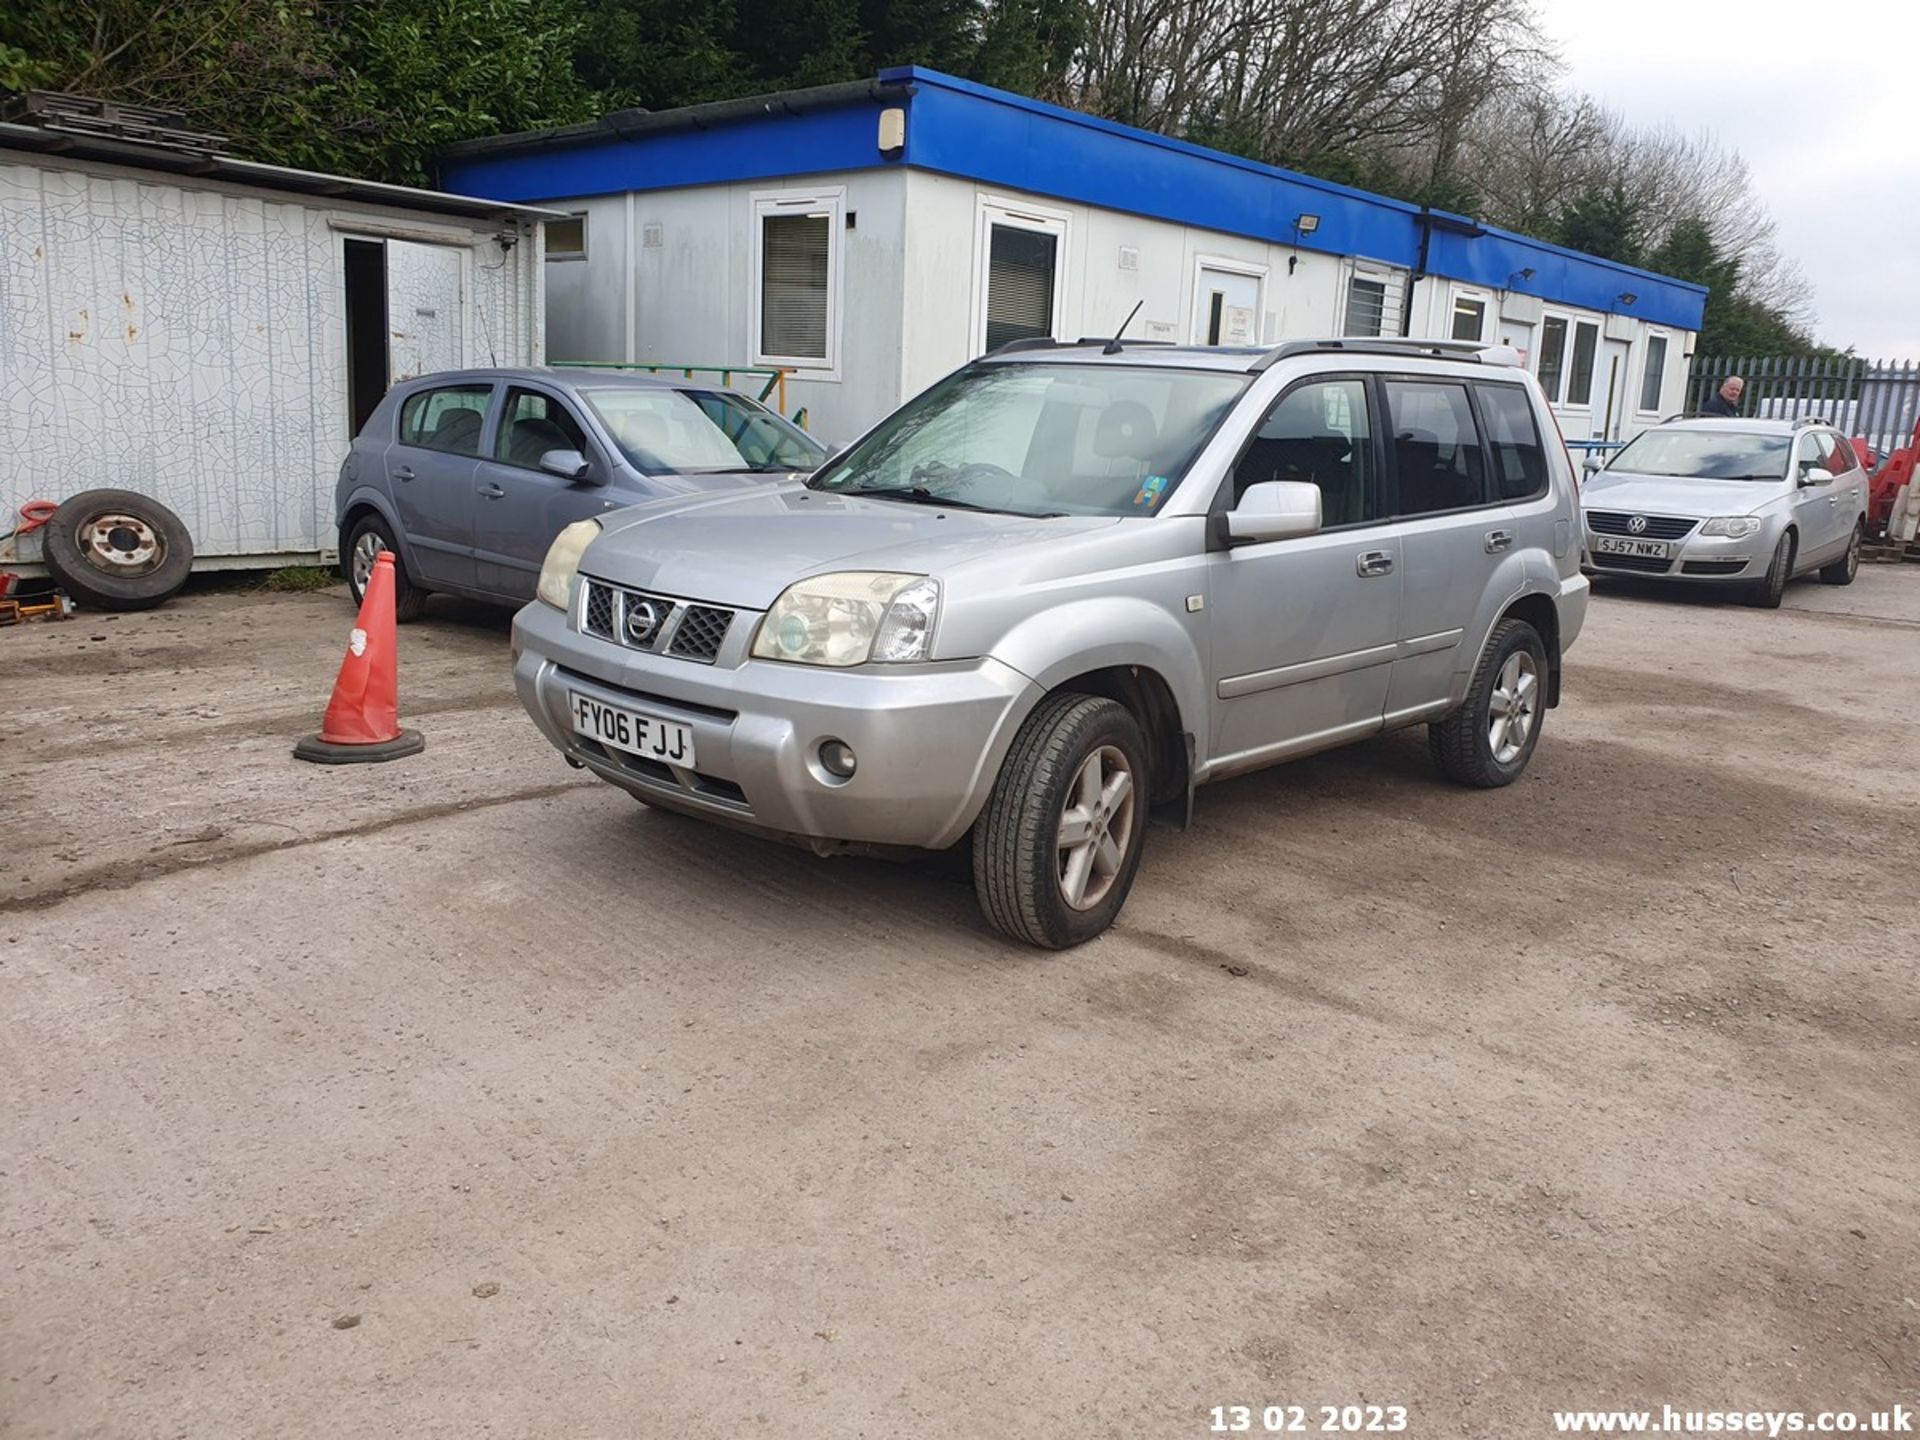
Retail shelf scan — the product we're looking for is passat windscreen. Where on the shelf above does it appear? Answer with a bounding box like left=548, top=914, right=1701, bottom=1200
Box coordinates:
left=1607, top=430, right=1791, bottom=481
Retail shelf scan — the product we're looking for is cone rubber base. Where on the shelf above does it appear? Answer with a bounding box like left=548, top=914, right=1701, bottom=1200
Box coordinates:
left=293, top=729, right=425, bottom=765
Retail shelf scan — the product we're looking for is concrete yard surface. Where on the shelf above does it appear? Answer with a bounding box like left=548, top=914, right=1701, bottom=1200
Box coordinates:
left=3, top=569, right=1917, bottom=1437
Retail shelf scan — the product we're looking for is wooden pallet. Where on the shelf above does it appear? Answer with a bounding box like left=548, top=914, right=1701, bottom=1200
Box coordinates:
left=1862, top=541, right=1920, bottom=563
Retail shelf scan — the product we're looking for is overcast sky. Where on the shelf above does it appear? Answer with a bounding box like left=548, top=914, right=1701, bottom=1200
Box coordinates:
left=1536, top=0, right=1920, bottom=356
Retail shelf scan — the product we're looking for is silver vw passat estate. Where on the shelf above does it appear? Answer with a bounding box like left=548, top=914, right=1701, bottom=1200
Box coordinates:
left=1581, top=417, right=1868, bottom=607
left=512, top=338, right=1589, bottom=947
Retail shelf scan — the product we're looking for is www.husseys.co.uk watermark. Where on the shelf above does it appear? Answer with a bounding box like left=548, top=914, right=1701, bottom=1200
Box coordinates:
left=1551, top=1405, right=1913, bottom=1434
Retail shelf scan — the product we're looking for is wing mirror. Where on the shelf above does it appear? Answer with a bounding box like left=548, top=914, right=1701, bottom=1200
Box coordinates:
left=539, top=448, right=596, bottom=483
left=1582, top=452, right=1605, bottom=474
left=1799, top=465, right=1835, bottom=487
left=1220, top=480, right=1321, bottom=545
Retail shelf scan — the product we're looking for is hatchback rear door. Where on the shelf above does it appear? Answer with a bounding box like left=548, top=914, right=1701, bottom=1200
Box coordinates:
left=388, top=381, right=494, bottom=590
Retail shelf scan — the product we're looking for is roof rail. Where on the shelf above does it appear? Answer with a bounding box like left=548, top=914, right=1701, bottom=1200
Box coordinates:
left=1248, top=338, right=1520, bottom=372
left=984, top=335, right=1064, bottom=357
left=1790, top=414, right=1830, bottom=428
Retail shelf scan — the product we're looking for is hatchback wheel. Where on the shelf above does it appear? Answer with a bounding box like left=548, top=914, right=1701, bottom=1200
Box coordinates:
left=1819, top=522, right=1862, bottom=586
left=343, top=513, right=429, bottom=621
left=1429, top=618, right=1547, bottom=789
left=973, top=693, right=1149, bottom=949
left=1748, top=531, right=1793, bottom=608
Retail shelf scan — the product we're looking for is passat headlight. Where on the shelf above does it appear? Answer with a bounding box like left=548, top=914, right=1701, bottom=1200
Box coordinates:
left=536, top=518, right=601, bottom=610
left=1700, top=516, right=1762, bottom=539
left=751, top=572, right=941, bottom=667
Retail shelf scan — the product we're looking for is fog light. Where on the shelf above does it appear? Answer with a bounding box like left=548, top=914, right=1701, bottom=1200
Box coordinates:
left=818, top=739, right=857, bottom=779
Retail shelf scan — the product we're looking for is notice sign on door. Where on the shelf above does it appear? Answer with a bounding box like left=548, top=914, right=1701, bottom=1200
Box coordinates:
left=1224, top=306, right=1255, bottom=345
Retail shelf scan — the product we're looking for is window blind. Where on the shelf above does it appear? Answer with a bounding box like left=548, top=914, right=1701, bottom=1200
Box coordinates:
left=761, top=213, right=830, bottom=360
left=984, top=225, right=1057, bottom=351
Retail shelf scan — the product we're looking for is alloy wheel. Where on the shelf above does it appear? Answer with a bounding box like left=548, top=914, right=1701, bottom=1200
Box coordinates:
left=1056, top=744, right=1136, bottom=911
left=351, top=531, right=386, bottom=593
left=1488, top=650, right=1539, bottom=765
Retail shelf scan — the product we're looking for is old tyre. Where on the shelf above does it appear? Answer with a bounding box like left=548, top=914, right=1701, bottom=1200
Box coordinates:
left=972, top=693, right=1150, bottom=949
left=42, top=489, right=194, bottom=611
left=343, top=512, right=429, bottom=621
left=1819, top=522, right=1862, bottom=586
left=1428, top=617, right=1547, bottom=789
left=1749, top=531, right=1793, bottom=608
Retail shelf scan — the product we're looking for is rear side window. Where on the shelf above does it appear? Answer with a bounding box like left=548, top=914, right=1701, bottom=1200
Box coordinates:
left=399, top=385, right=492, bottom=456
left=1474, top=383, right=1549, bottom=501
left=1231, top=378, right=1376, bottom=526
left=1382, top=379, right=1488, bottom=516
left=1822, top=431, right=1858, bottom=474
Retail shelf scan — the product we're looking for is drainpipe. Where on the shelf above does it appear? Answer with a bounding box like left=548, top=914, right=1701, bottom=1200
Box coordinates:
left=1403, top=207, right=1432, bottom=337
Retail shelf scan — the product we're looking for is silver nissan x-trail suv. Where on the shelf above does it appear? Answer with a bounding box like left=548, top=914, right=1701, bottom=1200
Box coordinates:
left=512, top=338, right=1589, bottom=947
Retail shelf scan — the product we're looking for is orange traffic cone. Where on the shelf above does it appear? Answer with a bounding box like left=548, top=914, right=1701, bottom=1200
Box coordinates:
left=293, top=550, right=425, bottom=764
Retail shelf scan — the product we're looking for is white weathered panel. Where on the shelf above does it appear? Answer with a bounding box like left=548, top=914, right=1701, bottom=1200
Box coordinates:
left=387, top=238, right=465, bottom=380
left=1, top=156, right=539, bottom=563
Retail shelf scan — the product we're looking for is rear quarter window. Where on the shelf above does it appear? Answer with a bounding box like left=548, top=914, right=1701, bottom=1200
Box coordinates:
left=1474, top=382, right=1550, bottom=501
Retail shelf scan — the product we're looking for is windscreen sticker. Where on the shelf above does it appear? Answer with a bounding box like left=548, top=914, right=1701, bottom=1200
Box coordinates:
left=1134, top=474, right=1169, bottom=508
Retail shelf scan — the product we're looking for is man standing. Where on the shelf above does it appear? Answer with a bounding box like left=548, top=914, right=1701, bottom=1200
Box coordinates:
left=1701, top=375, right=1744, bottom=416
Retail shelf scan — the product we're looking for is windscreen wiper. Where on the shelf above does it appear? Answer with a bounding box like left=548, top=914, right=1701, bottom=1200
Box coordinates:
left=848, top=485, right=1007, bottom=513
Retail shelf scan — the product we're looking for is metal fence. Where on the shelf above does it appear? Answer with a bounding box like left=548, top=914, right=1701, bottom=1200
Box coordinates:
left=1687, top=355, right=1920, bottom=459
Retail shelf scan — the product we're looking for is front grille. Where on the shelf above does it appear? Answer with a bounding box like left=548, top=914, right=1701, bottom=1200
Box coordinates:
left=576, top=579, right=736, bottom=665
left=1587, top=510, right=1698, bottom=540
left=583, top=580, right=617, bottom=638
left=1590, top=551, right=1675, bottom=574
left=1682, top=559, right=1750, bottom=576
left=668, top=605, right=732, bottom=663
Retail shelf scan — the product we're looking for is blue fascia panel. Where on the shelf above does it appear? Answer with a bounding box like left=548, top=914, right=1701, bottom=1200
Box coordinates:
left=1426, top=225, right=1707, bottom=332
left=889, top=68, right=1708, bottom=332
left=439, top=65, right=1708, bottom=334
left=440, top=101, right=896, bottom=203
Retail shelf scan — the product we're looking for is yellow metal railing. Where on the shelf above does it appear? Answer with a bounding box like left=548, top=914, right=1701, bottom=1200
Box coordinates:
left=551, top=360, right=799, bottom=426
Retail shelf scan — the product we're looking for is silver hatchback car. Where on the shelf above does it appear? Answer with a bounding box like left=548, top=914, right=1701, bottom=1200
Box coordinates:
left=512, top=338, right=1589, bottom=947
left=1581, top=418, right=1869, bottom=606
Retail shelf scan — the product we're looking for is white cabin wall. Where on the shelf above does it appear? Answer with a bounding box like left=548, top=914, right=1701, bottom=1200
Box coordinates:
left=543, top=170, right=908, bottom=443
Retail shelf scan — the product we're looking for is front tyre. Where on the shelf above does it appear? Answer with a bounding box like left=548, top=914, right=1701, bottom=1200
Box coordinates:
left=1749, top=531, right=1793, bottom=608
left=1819, top=521, right=1862, bottom=586
left=1428, top=618, right=1547, bottom=789
left=973, top=693, right=1149, bottom=949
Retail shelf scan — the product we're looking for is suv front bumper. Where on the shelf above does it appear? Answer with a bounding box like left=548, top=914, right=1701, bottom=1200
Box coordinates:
left=511, top=598, right=1040, bottom=852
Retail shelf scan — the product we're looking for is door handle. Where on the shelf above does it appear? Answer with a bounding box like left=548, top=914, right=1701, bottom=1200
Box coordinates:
left=1484, top=529, right=1514, bottom=552
left=1356, top=549, right=1394, bottom=577
left=477, top=482, right=506, bottom=499
left=392, top=465, right=415, bottom=482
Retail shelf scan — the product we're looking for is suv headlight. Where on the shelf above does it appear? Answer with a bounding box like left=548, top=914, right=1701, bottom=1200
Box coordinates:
left=752, top=572, right=941, bottom=667
left=537, top=518, right=601, bottom=609
left=1700, top=516, right=1762, bottom=539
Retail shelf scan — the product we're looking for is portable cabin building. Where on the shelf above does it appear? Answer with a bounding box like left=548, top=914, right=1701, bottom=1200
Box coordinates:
left=0, top=96, right=557, bottom=573
left=441, top=68, right=1709, bottom=448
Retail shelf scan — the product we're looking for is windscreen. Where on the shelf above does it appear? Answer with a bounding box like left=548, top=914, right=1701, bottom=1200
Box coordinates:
left=584, top=387, right=824, bottom=475
left=807, top=362, right=1251, bottom=518
left=1607, top=429, right=1791, bottom=480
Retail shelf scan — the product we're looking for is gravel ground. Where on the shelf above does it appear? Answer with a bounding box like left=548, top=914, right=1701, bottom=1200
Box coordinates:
left=4, top=566, right=1916, bottom=1438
